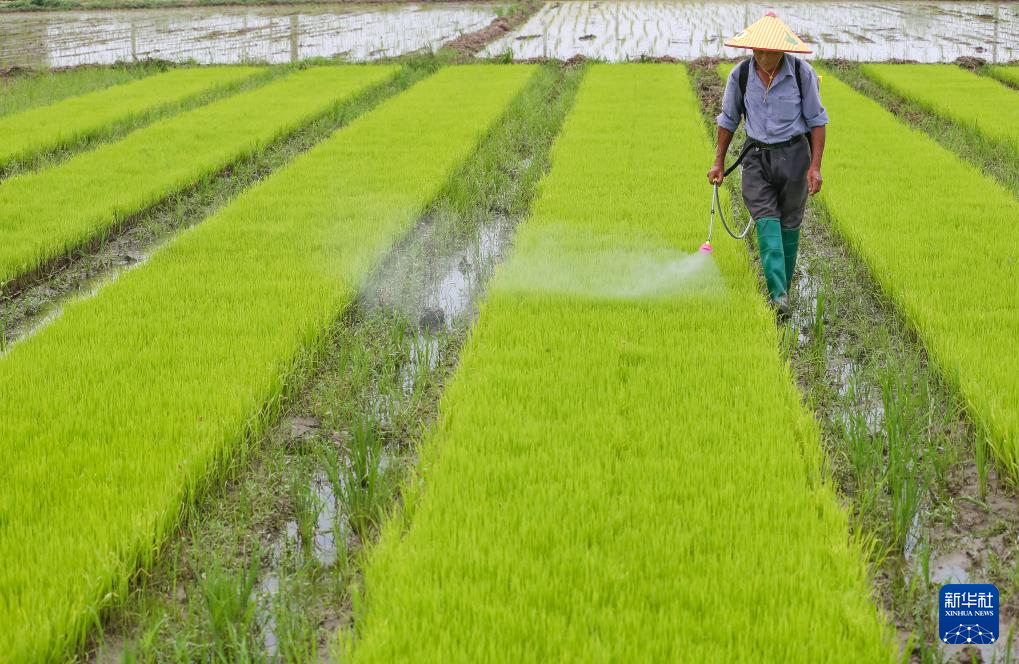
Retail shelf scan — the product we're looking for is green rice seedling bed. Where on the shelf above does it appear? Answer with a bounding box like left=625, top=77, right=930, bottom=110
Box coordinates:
left=0, top=64, right=535, bottom=660
left=353, top=64, right=893, bottom=662
left=861, top=64, right=1019, bottom=151
left=0, top=65, right=170, bottom=117
left=987, top=65, right=1019, bottom=89
left=815, top=70, right=1019, bottom=479
left=0, top=66, right=395, bottom=291
left=0, top=66, right=261, bottom=169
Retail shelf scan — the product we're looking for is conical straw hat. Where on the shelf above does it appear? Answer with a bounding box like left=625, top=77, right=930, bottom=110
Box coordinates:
left=724, top=12, right=812, bottom=54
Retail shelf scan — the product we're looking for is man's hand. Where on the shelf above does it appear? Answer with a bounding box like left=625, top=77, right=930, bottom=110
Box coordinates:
left=707, top=163, right=725, bottom=185
left=807, top=166, right=823, bottom=195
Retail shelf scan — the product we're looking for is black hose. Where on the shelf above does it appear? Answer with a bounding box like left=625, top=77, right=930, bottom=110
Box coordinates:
left=723, top=141, right=756, bottom=177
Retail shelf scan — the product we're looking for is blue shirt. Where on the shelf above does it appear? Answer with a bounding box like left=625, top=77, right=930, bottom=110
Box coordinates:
left=716, top=56, right=829, bottom=144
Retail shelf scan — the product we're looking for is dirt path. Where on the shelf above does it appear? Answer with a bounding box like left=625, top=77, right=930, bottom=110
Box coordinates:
left=441, top=0, right=542, bottom=56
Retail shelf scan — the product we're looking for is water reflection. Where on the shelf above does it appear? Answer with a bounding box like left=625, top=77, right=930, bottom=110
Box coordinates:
left=483, top=1, right=1019, bottom=62
left=0, top=3, right=498, bottom=67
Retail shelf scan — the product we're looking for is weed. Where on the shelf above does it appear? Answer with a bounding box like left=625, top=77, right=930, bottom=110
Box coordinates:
left=883, top=365, right=924, bottom=552
left=345, top=416, right=389, bottom=538
left=291, top=474, right=323, bottom=554
left=196, top=552, right=260, bottom=661
left=267, top=569, right=320, bottom=663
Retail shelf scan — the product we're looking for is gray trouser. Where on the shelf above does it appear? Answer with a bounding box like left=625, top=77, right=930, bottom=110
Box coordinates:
left=740, top=136, right=811, bottom=230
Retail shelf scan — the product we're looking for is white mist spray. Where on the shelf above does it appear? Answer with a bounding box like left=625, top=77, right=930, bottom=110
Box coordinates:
left=495, top=225, right=725, bottom=301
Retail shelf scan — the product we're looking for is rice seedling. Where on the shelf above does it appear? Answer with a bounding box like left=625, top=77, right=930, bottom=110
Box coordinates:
left=976, top=432, right=991, bottom=500
left=0, top=64, right=535, bottom=660
left=0, top=64, right=169, bottom=117
left=830, top=63, right=1019, bottom=204
left=353, top=64, right=893, bottom=662
left=816, top=70, right=1019, bottom=482
left=861, top=64, right=1019, bottom=151
left=0, top=67, right=262, bottom=170
left=987, top=66, right=1019, bottom=89
left=0, top=66, right=398, bottom=292
left=110, top=64, right=580, bottom=659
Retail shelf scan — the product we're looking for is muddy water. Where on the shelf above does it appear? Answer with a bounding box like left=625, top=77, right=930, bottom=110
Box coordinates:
left=252, top=213, right=517, bottom=654
left=0, top=3, right=498, bottom=67
left=363, top=211, right=513, bottom=334
left=484, top=1, right=1019, bottom=63
left=257, top=469, right=338, bottom=657
left=0, top=243, right=151, bottom=355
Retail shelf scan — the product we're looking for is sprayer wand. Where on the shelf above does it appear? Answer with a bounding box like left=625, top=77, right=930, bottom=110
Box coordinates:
left=701, top=183, right=719, bottom=254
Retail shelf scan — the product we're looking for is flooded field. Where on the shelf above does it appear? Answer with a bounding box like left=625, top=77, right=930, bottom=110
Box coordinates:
left=484, top=1, right=1019, bottom=62
left=0, top=3, right=498, bottom=67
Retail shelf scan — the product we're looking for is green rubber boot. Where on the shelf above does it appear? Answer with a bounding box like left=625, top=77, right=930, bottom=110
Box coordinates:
left=755, top=217, right=787, bottom=301
left=782, top=227, right=800, bottom=292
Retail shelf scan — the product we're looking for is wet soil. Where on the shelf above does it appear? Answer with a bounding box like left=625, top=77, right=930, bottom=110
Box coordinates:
left=250, top=210, right=518, bottom=656
left=443, top=0, right=543, bottom=56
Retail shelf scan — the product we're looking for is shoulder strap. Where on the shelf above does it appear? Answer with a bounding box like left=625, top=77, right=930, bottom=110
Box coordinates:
left=793, top=56, right=804, bottom=99
left=737, top=56, right=806, bottom=122
left=737, top=57, right=752, bottom=120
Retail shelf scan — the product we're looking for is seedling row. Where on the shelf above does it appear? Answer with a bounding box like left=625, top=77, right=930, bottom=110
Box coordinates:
left=0, top=66, right=399, bottom=291
left=0, top=64, right=534, bottom=659
left=355, top=64, right=893, bottom=662
left=813, top=68, right=1019, bottom=480
left=861, top=64, right=1019, bottom=151
left=0, top=66, right=261, bottom=172
left=0, top=60, right=1018, bottom=661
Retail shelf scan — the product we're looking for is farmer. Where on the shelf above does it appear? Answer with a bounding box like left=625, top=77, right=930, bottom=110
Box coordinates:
left=707, top=12, right=828, bottom=316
